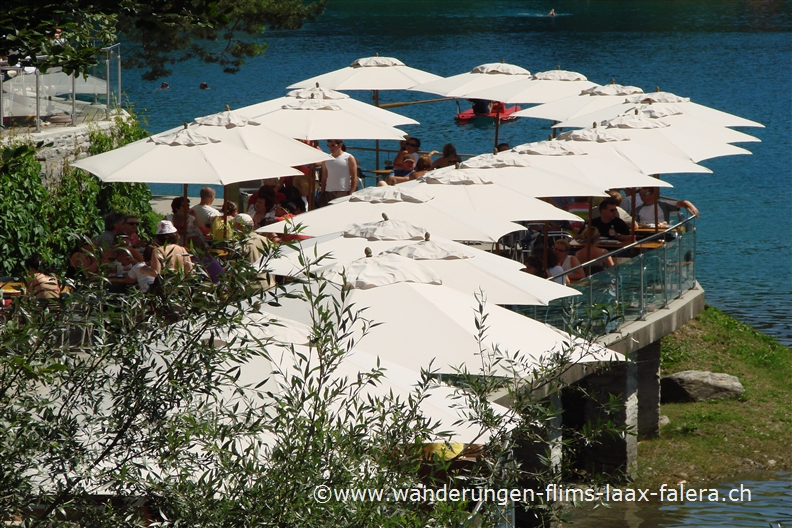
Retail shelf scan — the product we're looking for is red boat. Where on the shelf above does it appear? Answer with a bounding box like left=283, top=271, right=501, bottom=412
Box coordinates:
left=455, top=101, right=521, bottom=122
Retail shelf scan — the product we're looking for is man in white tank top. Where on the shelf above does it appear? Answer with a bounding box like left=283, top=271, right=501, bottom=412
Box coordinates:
left=319, top=139, right=358, bottom=207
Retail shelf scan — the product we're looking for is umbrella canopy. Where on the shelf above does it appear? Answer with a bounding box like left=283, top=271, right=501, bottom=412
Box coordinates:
left=267, top=278, right=622, bottom=378
left=233, top=343, right=510, bottom=444
left=462, top=68, right=597, bottom=105
left=409, top=62, right=532, bottom=98
left=401, top=164, right=607, bottom=199
left=334, top=175, right=583, bottom=223
left=257, top=187, right=524, bottom=242
left=574, top=114, right=753, bottom=163
left=556, top=103, right=760, bottom=144
left=265, top=223, right=579, bottom=305
left=474, top=146, right=674, bottom=191
left=287, top=56, right=443, bottom=91
left=555, top=91, right=763, bottom=129
left=238, top=85, right=418, bottom=127
left=513, top=82, right=645, bottom=122
left=71, top=126, right=302, bottom=185
left=553, top=128, right=712, bottom=175
left=155, top=107, right=332, bottom=167
left=248, top=97, right=408, bottom=141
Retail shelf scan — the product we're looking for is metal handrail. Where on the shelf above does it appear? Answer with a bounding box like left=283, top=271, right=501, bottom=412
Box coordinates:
left=551, top=215, right=697, bottom=282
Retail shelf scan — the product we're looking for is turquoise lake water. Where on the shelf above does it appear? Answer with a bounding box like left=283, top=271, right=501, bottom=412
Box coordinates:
left=121, top=0, right=792, bottom=345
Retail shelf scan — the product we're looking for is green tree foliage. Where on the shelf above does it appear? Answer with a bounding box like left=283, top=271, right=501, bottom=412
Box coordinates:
left=0, top=144, right=52, bottom=276
left=0, top=235, right=626, bottom=526
left=0, top=0, right=327, bottom=80
left=0, top=113, right=155, bottom=275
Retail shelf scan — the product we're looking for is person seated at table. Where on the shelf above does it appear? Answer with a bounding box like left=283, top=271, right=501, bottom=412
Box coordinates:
left=247, top=179, right=286, bottom=211
left=68, top=238, right=100, bottom=279
left=592, top=191, right=633, bottom=225
left=153, top=220, right=194, bottom=274
left=191, top=187, right=221, bottom=232
left=575, top=227, right=614, bottom=275
left=521, top=253, right=566, bottom=285
left=632, top=187, right=699, bottom=226
left=171, top=211, right=204, bottom=243
left=95, top=212, right=126, bottom=249
left=125, top=245, right=157, bottom=293
left=210, top=202, right=238, bottom=241
left=430, top=143, right=462, bottom=169
left=188, top=235, right=224, bottom=285
left=166, top=196, right=199, bottom=229
left=470, top=99, right=493, bottom=115
left=590, top=197, right=631, bottom=242
left=122, top=214, right=147, bottom=249
left=531, top=247, right=567, bottom=285
left=386, top=157, right=418, bottom=185
left=249, top=188, right=277, bottom=227
left=553, top=238, right=585, bottom=283
left=392, top=137, right=421, bottom=169
left=24, top=253, right=60, bottom=300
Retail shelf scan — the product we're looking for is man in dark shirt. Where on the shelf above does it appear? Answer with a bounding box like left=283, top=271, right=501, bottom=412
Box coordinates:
left=590, top=198, right=631, bottom=241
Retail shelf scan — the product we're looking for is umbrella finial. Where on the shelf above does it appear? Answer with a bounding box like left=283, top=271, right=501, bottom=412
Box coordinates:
left=183, top=122, right=188, bottom=129
left=634, top=109, right=639, bottom=115
left=548, top=134, right=553, bottom=141
left=315, top=82, right=320, bottom=88
left=557, top=65, right=561, bottom=70
left=592, top=121, right=597, bottom=128
left=454, top=162, right=461, bottom=170
left=364, top=247, right=372, bottom=257
left=610, top=78, right=616, bottom=84
left=655, top=86, right=660, bottom=92
left=382, top=213, right=389, bottom=221
left=424, top=232, right=430, bottom=242
left=224, top=104, right=231, bottom=112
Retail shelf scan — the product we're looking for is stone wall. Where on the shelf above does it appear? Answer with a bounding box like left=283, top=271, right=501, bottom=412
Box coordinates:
left=0, top=111, right=128, bottom=181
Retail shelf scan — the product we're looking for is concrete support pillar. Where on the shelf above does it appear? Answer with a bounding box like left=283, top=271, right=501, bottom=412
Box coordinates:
left=636, top=341, right=661, bottom=438
left=563, top=361, right=637, bottom=478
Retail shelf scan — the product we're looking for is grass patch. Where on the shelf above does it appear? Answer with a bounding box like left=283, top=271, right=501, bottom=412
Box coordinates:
left=634, top=306, right=792, bottom=488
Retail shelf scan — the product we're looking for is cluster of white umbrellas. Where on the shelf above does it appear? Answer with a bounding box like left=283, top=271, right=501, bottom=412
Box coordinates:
left=71, top=54, right=763, bottom=446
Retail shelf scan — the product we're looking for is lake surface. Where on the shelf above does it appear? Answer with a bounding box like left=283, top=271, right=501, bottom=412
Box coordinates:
left=121, top=0, right=792, bottom=344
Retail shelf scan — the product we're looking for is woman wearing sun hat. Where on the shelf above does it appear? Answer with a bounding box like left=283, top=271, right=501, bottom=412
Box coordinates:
left=152, top=220, right=193, bottom=274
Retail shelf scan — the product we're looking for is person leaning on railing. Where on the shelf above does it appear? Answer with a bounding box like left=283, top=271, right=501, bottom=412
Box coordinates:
left=628, top=187, right=699, bottom=225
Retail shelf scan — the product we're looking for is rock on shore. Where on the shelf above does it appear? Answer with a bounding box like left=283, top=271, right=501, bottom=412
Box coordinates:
left=660, top=370, right=745, bottom=403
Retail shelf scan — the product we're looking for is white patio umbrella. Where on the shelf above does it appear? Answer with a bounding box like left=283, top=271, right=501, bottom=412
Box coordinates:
left=552, top=128, right=713, bottom=175
left=553, top=91, right=764, bottom=130
left=264, top=221, right=580, bottom=305
left=238, top=85, right=418, bottom=127
left=409, top=62, right=532, bottom=98
left=462, top=68, right=597, bottom=105
left=582, top=114, right=754, bottom=163
left=400, top=163, right=608, bottom=199
left=266, top=272, right=622, bottom=378
left=556, top=105, right=760, bottom=145
left=287, top=56, right=442, bottom=91
left=249, top=97, right=407, bottom=141
left=257, top=187, right=524, bottom=242
left=234, top=343, right=510, bottom=444
left=71, top=126, right=302, bottom=185
left=331, top=173, right=582, bottom=224
left=476, top=146, right=674, bottom=191
left=161, top=106, right=332, bottom=166
left=513, top=82, right=645, bottom=122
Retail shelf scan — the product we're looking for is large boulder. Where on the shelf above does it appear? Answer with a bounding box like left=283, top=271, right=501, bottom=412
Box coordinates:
left=661, top=370, right=744, bottom=403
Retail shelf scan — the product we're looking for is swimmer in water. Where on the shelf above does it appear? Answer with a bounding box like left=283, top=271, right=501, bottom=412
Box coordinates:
left=549, top=9, right=556, bottom=16
left=199, top=81, right=209, bottom=90
left=159, top=82, right=169, bottom=90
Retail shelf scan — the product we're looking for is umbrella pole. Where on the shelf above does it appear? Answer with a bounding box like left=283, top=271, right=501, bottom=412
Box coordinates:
left=308, top=163, right=317, bottom=210
left=182, top=184, right=188, bottom=246
left=631, top=189, right=637, bottom=238
left=493, top=105, right=501, bottom=153
left=374, top=90, right=380, bottom=170
left=542, top=222, right=549, bottom=271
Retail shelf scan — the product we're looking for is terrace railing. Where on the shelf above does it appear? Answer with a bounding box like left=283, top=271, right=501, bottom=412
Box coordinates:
left=514, top=216, right=698, bottom=334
